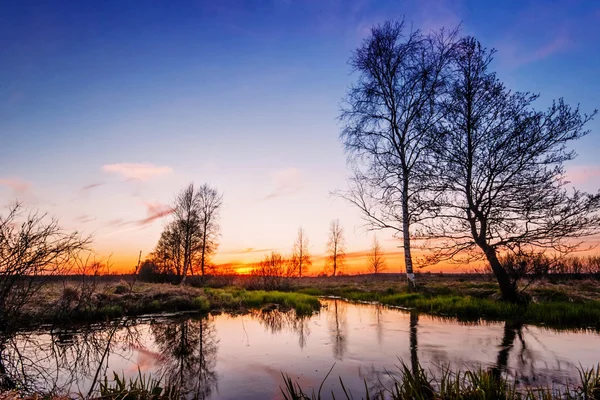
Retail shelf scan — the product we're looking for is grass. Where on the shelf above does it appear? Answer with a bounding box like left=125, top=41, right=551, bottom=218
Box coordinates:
left=281, top=362, right=600, bottom=400
left=81, top=361, right=600, bottom=400
left=295, top=283, right=600, bottom=330
left=16, top=275, right=600, bottom=330
left=16, top=283, right=321, bottom=327
left=204, top=288, right=321, bottom=316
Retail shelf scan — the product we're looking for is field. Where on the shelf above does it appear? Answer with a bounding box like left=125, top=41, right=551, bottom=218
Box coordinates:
left=12, top=273, right=600, bottom=331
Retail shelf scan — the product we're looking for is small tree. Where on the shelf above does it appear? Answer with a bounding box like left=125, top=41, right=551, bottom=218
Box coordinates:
left=173, top=184, right=203, bottom=284
left=426, top=37, right=600, bottom=302
left=326, top=219, right=346, bottom=277
left=340, top=20, right=458, bottom=289
left=196, top=184, right=223, bottom=278
left=251, top=251, right=290, bottom=290
left=0, top=203, right=89, bottom=332
left=368, top=235, right=386, bottom=274
left=290, top=228, right=311, bottom=278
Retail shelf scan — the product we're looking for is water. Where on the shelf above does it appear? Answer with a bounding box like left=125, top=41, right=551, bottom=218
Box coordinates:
left=1, top=299, right=600, bottom=399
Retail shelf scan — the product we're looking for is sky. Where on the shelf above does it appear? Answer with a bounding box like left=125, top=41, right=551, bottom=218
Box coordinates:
left=1, top=0, right=600, bottom=274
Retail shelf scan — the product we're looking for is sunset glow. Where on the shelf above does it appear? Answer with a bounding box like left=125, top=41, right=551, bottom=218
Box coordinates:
left=2, top=0, right=599, bottom=275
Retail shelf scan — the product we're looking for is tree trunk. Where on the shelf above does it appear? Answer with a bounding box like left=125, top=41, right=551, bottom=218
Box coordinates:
left=401, top=177, right=416, bottom=291
left=482, top=245, right=518, bottom=303
left=409, top=311, right=419, bottom=376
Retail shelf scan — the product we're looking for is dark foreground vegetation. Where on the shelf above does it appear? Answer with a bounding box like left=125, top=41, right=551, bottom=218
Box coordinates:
left=10, top=282, right=320, bottom=330
left=280, top=362, right=600, bottom=400
left=24, top=361, right=596, bottom=400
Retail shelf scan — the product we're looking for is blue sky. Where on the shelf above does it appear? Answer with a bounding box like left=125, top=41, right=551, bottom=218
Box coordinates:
left=1, top=0, right=599, bottom=272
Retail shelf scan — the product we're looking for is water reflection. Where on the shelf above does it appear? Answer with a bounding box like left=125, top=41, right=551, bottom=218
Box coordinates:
left=0, top=318, right=142, bottom=395
left=328, top=299, right=347, bottom=360
left=151, top=317, right=218, bottom=399
left=252, top=310, right=311, bottom=349
left=0, top=300, right=599, bottom=399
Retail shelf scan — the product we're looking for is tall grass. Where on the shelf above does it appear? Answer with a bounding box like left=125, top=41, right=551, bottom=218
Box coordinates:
left=98, top=369, right=179, bottom=399
left=281, top=362, right=600, bottom=400
left=205, top=288, right=320, bottom=315
left=298, top=287, right=600, bottom=330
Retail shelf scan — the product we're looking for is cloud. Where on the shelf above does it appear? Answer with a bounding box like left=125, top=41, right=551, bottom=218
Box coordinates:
left=221, top=248, right=275, bottom=255
left=138, top=202, right=175, bottom=226
left=75, top=214, right=97, bottom=223
left=0, top=178, right=31, bottom=193
left=81, top=182, right=105, bottom=191
left=565, top=165, right=600, bottom=185
left=262, top=167, right=304, bottom=201
left=102, top=163, right=172, bottom=181
left=518, top=34, right=570, bottom=66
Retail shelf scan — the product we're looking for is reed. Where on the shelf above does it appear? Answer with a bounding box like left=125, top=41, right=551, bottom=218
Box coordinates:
left=280, top=361, right=600, bottom=400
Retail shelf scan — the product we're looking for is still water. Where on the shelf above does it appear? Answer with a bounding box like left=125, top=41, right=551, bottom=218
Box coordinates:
left=2, top=299, right=600, bottom=399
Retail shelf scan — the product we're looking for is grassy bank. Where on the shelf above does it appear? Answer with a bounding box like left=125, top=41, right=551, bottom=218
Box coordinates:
left=18, top=283, right=321, bottom=327
left=281, top=362, right=600, bottom=400
left=49, top=361, right=599, bottom=400
left=295, top=277, right=600, bottom=330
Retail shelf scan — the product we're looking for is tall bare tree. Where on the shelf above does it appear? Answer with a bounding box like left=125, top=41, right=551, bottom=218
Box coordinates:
left=326, top=219, right=346, bottom=277
left=290, top=227, right=311, bottom=278
left=169, top=183, right=223, bottom=284
left=0, top=203, right=89, bottom=333
left=426, top=37, right=600, bottom=302
left=340, top=20, right=458, bottom=289
left=196, top=184, right=223, bottom=278
left=368, top=235, right=386, bottom=274
left=173, top=184, right=203, bottom=284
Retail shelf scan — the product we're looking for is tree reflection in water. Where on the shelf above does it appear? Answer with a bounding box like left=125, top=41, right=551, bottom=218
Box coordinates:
left=151, top=316, right=218, bottom=399
left=328, top=299, right=347, bottom=360
left=0, top=318, right=142, bottom=396
left=252, top=309, right=311, bottom=349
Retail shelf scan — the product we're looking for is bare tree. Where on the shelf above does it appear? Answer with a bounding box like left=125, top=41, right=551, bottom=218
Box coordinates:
left=290, top=227, right=311, bottom=278
left=340, top=20, right=458, bottom=289
left=174, top=184, right=203, bottom=284
left=153, top=220, right=184, bottom=278
left=368, top=235, right=386, bottom=274
left=0, top=203, right=89, bottom=333
left=250, top=251, right=291, bottom=290
left=326, top=219, right=346, bottom=277
left=196, top=184, right=223, bottom=278
left=426, top=37, right=600, bottom=302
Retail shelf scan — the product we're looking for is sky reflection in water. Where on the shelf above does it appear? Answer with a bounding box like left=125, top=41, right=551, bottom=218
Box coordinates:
left=2, top=299, right=600, bottom=399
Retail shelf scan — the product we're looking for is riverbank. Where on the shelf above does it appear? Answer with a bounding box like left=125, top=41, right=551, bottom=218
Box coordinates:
left=9, top=274, right=600, bottom=331
left=293, top=275, right=600, bottom=330
left=13, top=283, right=321, bottom=329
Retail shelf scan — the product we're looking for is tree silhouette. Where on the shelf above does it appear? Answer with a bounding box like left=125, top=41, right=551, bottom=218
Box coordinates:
left=425, top=37, right=600, bottom=302
left=290, top=227, right=311, bottom=278
left=340, top=20, right=458, bottom=289
left=326, top=219, right=346, bottom=277
left=368, top=235, right=386, bottom=274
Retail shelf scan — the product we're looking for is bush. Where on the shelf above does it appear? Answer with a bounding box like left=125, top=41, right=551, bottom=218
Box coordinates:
left=192, top=296, right=210, bottom=312
left=113, top=281, right=130, bottom=294
left=61, top=286, right=80, bottom=303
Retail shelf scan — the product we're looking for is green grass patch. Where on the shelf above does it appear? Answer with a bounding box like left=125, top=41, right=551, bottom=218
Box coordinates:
left=204, top=288, right=320, bottom=315
left=298, top=287, right=600, bottom=330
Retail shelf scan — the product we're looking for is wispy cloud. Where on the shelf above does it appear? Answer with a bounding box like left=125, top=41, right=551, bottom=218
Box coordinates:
left=262, top=167, right=304, bottom=201
left=75, top=214, right=97, bottom=223
left=102, top=163, right=172, bottom=181
left=221, top=247, right=275, bottom=255
left=137, top=202, right=175, bottom=226
left=0, top=178, right=31, bottom=193
left=81, top=182, right=105, bottom=191
left=566, top=165, right=600, bottom=185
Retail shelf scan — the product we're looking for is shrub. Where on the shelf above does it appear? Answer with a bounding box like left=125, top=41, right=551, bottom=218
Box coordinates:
left=113, top=281, right=130, bottom=294
left=192, top=296, right=210, bottom=312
